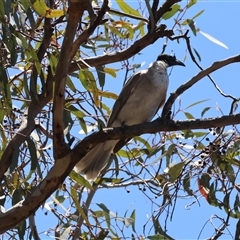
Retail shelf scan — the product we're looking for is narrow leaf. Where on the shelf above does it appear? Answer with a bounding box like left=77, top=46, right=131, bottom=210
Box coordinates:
left=184, top=112, right=195, bottom=119
left=96, top=66, right=105, bottom=87
left=168, top=162, right=185, bottom=183
left=162, top=4, right=180, bottom=20
left=200, top=31, right=228, bottom=49
left=116, top=0, right=141, bottom=17
left=201, top=107, right=211, bottom=117
left=185, top=99, right=210, bottom=109
left=187, top=0, right=197, bottom=8
left=70, top=171, right=93, bottom=190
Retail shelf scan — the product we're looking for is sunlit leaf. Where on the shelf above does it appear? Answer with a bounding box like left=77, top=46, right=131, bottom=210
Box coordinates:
left=116, top=0, right=141, bottom=17
left=192, top=9, right=204, bottom=20
left=32, top=0, right=64, bottom=18
left=66, top=76, right=76, bottom=92
left=70, top=171, right=93, bottom=190
left=187, top=0, right=197, bottom=8
left=97, top=90, right=118, bottom=100
left=199, top=31, right=229, bottom=49
left=184, top=112, right=195, bottom=119
left=130, top=209, right=136, bottom=233
left=104, top=67, right=118, bottom=78
left=162, top=4, right=180, bottom=20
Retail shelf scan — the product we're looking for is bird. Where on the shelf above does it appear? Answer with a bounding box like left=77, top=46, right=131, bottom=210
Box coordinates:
left=75, top=54, right=185, bottom=180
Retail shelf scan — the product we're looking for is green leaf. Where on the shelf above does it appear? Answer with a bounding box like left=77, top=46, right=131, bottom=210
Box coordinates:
left=200, top=31, right=228, bottom=49
left=79, top=70, right=90, bottom=90
left=32, top=0, right=64, bottom=18
left=201, top=107, right=211, bottom=117
left=186, top=99, right=210, bottom=109
left=162, top=4, right=180, bottom=20
left=187, top=0, right=197, bottom=8
left=193, top=48, right=201, bottom=62
left=147, top=234, right=173, bottom=240
left=130, top=209, right=136, bottom=232
left=234, top=194, right=240, bottom=215
left=97, top=203, right=110, bottom=213
left=187, top=19, right=197, bottom=36
left=97, top=203, right=118, bottom=236
left=17, top=219, right=26, bottom=240
left=166, top=144, right=176, bottom=167
left=66, top=76, right=76, bottom=92
left=192, top=9, right=204, bottom=20
left=70, top=171, right=93, bottom=190
left=26, top=138, right=38, bottom=171
left=79, top=118, right=88, bottom=135
left=96, top=66, right=105, bottom=87
left=70, top=186, right=91, bottom=225
left=116, top=0, right=141, bottom=17
left=168, top=162, right=185, bottom=183
left=10, top=148, right=19, bottom=172
left=134, top=136, right=151, bottom=148
left=0, top=65, right=12, bottom=113
left=67, top=105, right=86, bottom=118
left=104, top=67, right=117, bottom=78
left=0, top=0, right=5, bottom=18
left=184, top=112, right=195, bottom=119
left=223, top=193, right=240, bottom=218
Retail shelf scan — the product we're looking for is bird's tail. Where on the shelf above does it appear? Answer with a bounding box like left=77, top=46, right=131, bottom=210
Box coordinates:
left=74, top=140, right=117, bottom=180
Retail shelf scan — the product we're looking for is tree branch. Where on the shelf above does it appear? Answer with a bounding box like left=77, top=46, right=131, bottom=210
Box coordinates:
left=162, top=54, right=240, bottom=118
left=155, top=0, right=181, bottom=22
left=68, top=24, right=173, bottom=71
left=52, top=0, right=85, bottom=159
left=1, top=112, right=240, bottom=232
left=69, top=0, right=109, bottom=60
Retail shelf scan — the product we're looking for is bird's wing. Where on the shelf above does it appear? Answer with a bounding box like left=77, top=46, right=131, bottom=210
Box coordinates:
left=154, top=97, right=166, bottom=117
left=107, top=71, right=144, bottom=127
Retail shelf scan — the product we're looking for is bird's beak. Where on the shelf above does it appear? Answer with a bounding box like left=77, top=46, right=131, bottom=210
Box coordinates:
left=174, top=59, right=185, bottom=67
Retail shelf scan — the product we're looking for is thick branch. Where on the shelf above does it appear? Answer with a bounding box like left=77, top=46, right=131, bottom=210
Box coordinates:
left=69, top=25, right=173, bottom=71
left=52, top=0, right=85, bottom=159
left=0, top=113, right=240, bottom=232
left=162, top=54, right=240, bottom=117
left=69, top=0, right=109, bottom=60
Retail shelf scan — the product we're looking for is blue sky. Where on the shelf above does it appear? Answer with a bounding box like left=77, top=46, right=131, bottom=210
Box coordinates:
left=22, top=1, right=240, bottom=239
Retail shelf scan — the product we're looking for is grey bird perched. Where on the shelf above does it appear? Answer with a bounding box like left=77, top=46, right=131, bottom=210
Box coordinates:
left=75, top=54, right=185, bottom=180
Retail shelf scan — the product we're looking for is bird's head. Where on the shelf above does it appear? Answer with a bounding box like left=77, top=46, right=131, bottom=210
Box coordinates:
left=156, top=54, right=185, bottom=67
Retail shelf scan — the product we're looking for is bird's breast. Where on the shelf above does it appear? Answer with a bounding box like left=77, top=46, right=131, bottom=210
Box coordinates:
left=113, top=71, right=169, bottom=126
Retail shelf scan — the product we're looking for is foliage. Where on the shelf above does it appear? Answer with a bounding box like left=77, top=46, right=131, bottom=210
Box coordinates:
left=0, top=0, right=239, bottom=239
